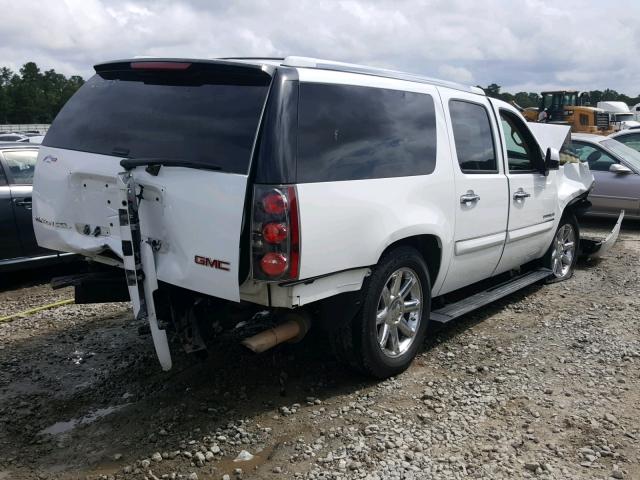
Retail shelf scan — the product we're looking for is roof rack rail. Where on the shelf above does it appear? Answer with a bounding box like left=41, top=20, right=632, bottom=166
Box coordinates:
left=281, top=56, right=484, bottom=95
left=220, top=57, right=286, bottom=61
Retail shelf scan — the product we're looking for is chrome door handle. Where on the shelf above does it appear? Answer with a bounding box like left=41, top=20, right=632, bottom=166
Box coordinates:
left=460, top=191, right=480, bottom=205
left=513, top=189, right=531, bottom=201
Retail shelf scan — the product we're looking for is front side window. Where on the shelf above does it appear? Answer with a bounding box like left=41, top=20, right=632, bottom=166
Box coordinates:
left=449, top=100, right=497, bottom=173
left=571, top=142, right=617, bottom=171
left=297, top=83, right=437, bottom=182
left=499, top=110, right=542, bottom=172
left=2, top=150, right=38, bottom=185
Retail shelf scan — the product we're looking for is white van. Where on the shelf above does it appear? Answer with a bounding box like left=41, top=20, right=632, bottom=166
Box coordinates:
left=33, top=57, right=595, bottom=378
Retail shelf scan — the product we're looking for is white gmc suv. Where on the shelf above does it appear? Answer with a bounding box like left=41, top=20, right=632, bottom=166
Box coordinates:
left=32, top=56, right=596, bottom=378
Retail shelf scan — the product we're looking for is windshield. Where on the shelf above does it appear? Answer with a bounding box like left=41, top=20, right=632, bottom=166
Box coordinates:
left=614, top=113, right=634, bottom=121
left=43, top=63, right=271, bottom=174
left=601, top=139, right=640, bottom=171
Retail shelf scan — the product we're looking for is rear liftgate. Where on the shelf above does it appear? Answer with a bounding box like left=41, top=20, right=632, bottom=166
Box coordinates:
left=118, top=169, right=172, bottom=371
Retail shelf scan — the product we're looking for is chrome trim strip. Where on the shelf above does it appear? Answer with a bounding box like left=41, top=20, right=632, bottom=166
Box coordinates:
left=455, top=231, right=506, bottom=255
left=507, top=220, right=554, bottom=243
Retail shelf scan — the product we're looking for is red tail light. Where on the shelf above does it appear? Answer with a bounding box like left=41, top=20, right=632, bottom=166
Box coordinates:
left=130, top=61, right=191, bottom=70
left=252, top=185, right=300, bottom=280
left=262, top=222, right=288, bottom=244
left=262, top=191, right=287, bottom=215
left=260, top=253, right=288, bottom=277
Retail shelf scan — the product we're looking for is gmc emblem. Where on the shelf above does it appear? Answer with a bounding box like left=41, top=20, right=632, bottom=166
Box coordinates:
left=194, top=255, right=230, bottom=271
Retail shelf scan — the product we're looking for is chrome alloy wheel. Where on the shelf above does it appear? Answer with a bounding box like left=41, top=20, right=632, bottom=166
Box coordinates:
left=551, top=224, right=576, bottom=278
left=376, top=267, right=423, bottom=358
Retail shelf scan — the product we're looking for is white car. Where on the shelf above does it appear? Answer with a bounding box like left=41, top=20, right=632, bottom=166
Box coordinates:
left=32, top=57, right=595, bottom=378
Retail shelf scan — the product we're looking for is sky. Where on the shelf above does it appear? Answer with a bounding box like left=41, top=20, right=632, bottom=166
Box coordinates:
left=1, top=0, right=639, bottom=94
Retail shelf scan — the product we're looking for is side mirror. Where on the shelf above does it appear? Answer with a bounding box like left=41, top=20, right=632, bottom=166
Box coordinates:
left=543, top=147, right=560, bottom=175
left=609, top=163, right=632, bottom=174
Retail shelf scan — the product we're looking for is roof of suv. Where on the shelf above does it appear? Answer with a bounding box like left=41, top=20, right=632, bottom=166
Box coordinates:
left=97, top=56, right=485, bottom=96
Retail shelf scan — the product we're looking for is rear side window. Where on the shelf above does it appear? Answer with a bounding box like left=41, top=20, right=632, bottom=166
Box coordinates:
left=615, top=133, right=640, bottom=152
left=449, top=100, right=497, bottom=173
left=44, top=65, right=271, bottom=174
left=2, top=150, right=38, bottom=185
left=297, top=83, right=437, bottom=182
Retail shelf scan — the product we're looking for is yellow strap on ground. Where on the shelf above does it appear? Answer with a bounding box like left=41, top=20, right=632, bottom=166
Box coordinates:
left=0, top=298, right=74, bottom=323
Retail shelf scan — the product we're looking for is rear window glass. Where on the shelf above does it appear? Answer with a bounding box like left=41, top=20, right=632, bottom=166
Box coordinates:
left=44, top=65, right=271, bottom=174
left=297, top=83, right=437, bottom=182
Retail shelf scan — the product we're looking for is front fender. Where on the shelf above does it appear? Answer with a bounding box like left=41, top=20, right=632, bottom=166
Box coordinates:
left=557, top=161, right=595, bottom=215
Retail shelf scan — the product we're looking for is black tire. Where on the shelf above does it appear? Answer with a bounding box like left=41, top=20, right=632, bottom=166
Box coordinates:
left=543, top=212, right=579, bottom=283
left=330, top=246, right=431, bottom=379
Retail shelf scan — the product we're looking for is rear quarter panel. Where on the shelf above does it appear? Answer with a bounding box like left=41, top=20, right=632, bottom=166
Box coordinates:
left=296, top=174, right=455, bottom=293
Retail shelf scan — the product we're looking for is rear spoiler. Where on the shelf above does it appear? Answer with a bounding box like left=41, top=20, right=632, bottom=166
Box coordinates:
left=94, top=57, right=276, bottom=76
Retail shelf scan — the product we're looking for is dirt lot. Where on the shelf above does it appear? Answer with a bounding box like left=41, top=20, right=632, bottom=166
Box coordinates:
left=0, top=218, right=638, bottom=480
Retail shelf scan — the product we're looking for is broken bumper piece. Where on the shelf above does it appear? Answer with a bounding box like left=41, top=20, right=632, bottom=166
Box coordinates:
left=580, top=210, right=624, bottom=258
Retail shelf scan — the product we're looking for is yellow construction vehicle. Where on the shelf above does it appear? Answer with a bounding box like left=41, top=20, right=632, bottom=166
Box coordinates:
left=514, top=90, right=614, bottom=134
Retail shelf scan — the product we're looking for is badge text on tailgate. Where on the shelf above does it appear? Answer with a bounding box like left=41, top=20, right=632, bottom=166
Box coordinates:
left=194, top=255, right=230, bottom=271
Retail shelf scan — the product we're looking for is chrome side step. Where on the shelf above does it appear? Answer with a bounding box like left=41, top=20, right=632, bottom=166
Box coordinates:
left=430, top=268, right=551, bottom=324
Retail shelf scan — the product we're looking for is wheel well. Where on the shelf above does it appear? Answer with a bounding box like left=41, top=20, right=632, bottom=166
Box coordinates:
left=563, top=193, right=591, bottom=219
left=379, top=235, right=442, bottom=285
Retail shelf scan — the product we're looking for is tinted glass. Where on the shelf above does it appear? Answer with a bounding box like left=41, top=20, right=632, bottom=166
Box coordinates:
left=297, top=83, right=437, bottom=182
left=3, top=150, right=38, bottom=184
left=0, top=161, right=6, bottom=186
left=571, top=142, right=617, bottom=171
left=615, top=133, right=640, bottom=153
left=44, top=67, right=271, bottom=174
left=449, top=100, right=496, bottom=172
left=500, top=111, right=541, bottom=172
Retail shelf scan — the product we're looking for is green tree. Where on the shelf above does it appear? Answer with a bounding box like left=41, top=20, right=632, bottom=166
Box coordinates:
left=0, top=62, right=85, bottom=123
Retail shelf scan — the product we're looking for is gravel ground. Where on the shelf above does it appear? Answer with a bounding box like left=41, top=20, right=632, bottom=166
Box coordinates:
left=0, top=218, right=638, bottom=480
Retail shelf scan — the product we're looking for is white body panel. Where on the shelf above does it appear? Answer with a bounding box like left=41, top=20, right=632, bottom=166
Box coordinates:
left=489, top=101, right=560, bottom=274
left=597, top=101, right=631, bottom=114
left=295, top=174, right=454, bottom=295
left=528, top=123, right=571, bottom=152
left=436, top=88, right=508, bottom=294
left=33, top=147, right=248, bottom=302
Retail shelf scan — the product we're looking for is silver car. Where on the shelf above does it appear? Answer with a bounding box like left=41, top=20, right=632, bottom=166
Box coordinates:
left=570, top=133, right=640, bottom=219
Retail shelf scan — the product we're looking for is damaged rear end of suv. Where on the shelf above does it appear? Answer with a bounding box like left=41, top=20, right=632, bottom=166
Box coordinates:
left=33, top=58, right=295, bottom=370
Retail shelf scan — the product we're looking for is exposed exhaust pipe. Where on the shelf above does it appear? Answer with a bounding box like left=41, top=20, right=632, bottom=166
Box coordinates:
left=241, top=312, right=311, bottom=354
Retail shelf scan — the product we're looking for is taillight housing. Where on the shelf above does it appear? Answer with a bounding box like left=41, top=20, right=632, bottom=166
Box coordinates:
left=251, top=185, right=300, bottom=281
